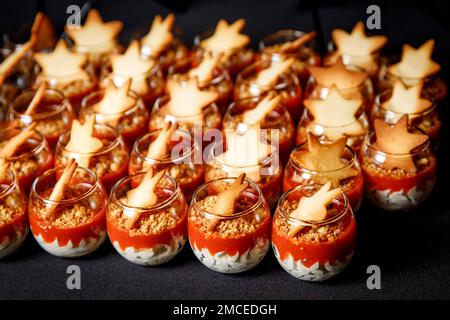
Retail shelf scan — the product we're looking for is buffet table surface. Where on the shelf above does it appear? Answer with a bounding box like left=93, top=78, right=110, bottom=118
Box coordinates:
left=1, top=0, right=449, bottom=300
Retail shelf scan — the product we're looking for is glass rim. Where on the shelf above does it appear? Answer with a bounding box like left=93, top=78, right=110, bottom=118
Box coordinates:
left=236, top=60, right=298, bottom=91
left=276, top=184, right=349, bottom=226
left=167, top=55, right=229, bottom=87
left=0, top=169, right=17, bottom=200
left=80, top=88, right=143, bottom=118
left=259, top=29, right=316, bottom=52
left=110, top=172, right=180, bottom=212
left=0, top=127, right=46, bottom=161
left=327, top=40, right=383, bottom=59
left=103, top=57, right=161, bottom=80
left=383, top=56, right=440, bottom=82
left=289, top=142, right=357, bottom=174
left=11, top=88, right=71, bottom=120
left=57, top=122, right=123, bottom=157
left=224, top=95, right=291, bottom=128
left=153, top=94, right=219, bottom=121
left=132, top=128, right=195, bottom=165
left=191, top=176, right=263, bottom=220
left=302, top=106, right=367, bottom=130
left=31, top=165, right=99, bottom=205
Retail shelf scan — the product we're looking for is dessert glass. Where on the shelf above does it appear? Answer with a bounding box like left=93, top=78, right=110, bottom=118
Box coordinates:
left=272, top=185, right=356, bottom=281
left=283, top=143, right=364, bottom=211
left=259, top=30, right=321, bottom=84
left=222, top=96, right=295, bottom=164
left=79, top=89, right=148, bottom=146
left=129, top=128, right=204, bottom=201
left=188, top=177, right=271, bottom=273
left=167, top=54, right=233, bottom=114
left=107, top=172, right=188, bottom=266
left=0, top=168, right=28, bottom=259
left=9, top=88, right=74, bottom=146
left=234, top=60, right=302, bottom=121
left=29, top=166, right=108, bottom=257
left=0, top=127, right=54, bottom=193
left=55, top=123, right=129, bottom=190
left=361, top=132, right=436, bottom=211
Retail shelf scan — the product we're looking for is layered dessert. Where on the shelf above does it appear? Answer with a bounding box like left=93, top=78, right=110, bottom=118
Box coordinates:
left=273, top=183, right=356, bottom=281
left=361, top=115, right=436, bottom=211
left=29, top=159, right=108, bottom=257
left=0, top=161, right=28, bottom=259
left=108, top=169, right=188, bottom=266
left=188, top=174, right=271, bottom=273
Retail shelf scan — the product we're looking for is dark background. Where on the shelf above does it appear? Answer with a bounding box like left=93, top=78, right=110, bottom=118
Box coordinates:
left=1, top=0, right=449, bottom=300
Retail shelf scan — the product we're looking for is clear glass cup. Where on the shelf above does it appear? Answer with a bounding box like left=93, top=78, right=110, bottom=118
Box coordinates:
left=35, top=65, right=98, bottom=114
left=129, top=128, right=204, bottom=201
left=0, top=168, right=28, bottom=259
left=371, top=90, right=441, bottom=148
left=188, top=176, right=271, bottom=273
left=259, top=29, right=321, bottom=84
left=29, top=165, right=108, bottom=257
left=273, top=184, right=356, bottom=281
left=55, top=123, right=129, bottom=191
left=234, top=60, right=302, bottom=121
left=222, top=96, right=295, bottom=164
left=9, top=88, right=74, bottom=146
left=0, top=127, right=54, bottom=193
left=100, top=59, right=164, bottom=110
left=193, top=30, right=255, bottom=79
left=378, top=56, right=447, bottom=102
left=283, top=143, right=364, bottom=211
left=205, top=141, right=282, bottom=208
left=361, top=132, right=436, bottom=211
left=167, top=54, right=233, bottom=114
left=296, top=106, right=370, bottom=154
left=79, top=89, right=148, bottom=146
left=107, top=172, right=188, bottom=266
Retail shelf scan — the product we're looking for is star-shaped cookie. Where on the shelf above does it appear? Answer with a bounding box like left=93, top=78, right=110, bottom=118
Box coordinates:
left=388, top=39, right=440, bottom=80
left=141, top=14, right=175, bottom=57
left=165, top=77, right=218, bottom=119
left=308, top=59, right=368, bottom=90
left=288, top=182, right=341, bottom=237
left=293, top=134, right=358, bottom=188
left=65, top=9, right=122, bottom=52
left=110, top=40, right=155, bottom=96
left=92, top=78, right=136, bottom=127
left=373, top=115, right=428, bottom=172
left=200, top=19, right=250, bottom=54
left=332, top=21, right=387, bottom=56
left=65, top=115, right=103, bottom=168
left=304, top=86, right=364, bottom=140
left=34, top=39, right=89, bottom=84
left=381, top=81, right=432, bottom=118
left=147, top=121, right=178, bottom=159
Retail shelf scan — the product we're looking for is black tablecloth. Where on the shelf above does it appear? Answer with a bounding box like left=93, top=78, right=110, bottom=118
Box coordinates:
left=1, top=0, right=449, bottom=300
